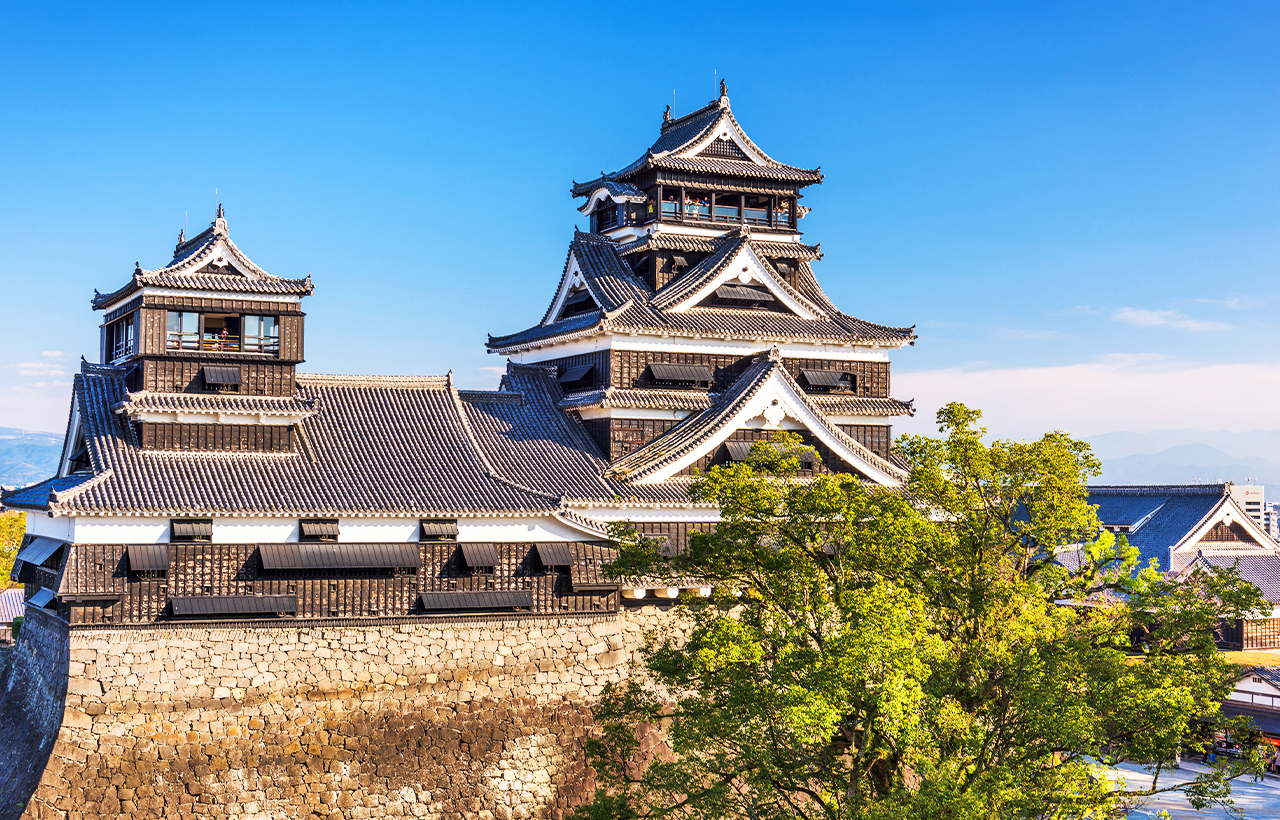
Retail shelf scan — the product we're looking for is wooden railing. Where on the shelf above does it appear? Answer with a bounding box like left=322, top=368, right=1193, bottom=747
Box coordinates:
left=166, top=333, right=278, bottom=354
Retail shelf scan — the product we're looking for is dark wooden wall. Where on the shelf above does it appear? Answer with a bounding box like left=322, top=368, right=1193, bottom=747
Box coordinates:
left=140, top=359, right=296, bottom=396
left=607, top=351, right=890, bottom=397
left=1199, top=521, right=1260, bottom=545
left=56, top=541, right=620, bottom=624
left=536, top=351, right=611, bottom=393
left=628, top=521, right=717, bottom=555
left=583, top=418, right=682, bottom=461
left=139, top=423, right=293, bottom=452
left=836, top=425, right=893, bottom=459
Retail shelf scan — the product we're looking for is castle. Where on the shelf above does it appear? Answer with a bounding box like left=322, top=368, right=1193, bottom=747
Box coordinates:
left=0, top=88, right=918, bottom=818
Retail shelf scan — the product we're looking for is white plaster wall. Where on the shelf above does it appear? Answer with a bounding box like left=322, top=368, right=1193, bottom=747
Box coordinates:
left=580, top=507, right=721, bottom=525
left=71, top=517, right=169, bottom=544
left=1235, top=676, right=1280, bottom=696
left=459, top=517, right=585, bottom=542
left=338, top=519, right=418, bottom=542
left=214, top=518, right=299, bottom=543
left=24, top=515, right=73, bottom=542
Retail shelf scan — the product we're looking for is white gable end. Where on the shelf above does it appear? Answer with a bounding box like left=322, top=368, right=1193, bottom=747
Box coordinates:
left=544, top=254, right=598, bottom=325
left=665, top=243, right=820, bottom=319
left=633, top=367, right=903, bottom=487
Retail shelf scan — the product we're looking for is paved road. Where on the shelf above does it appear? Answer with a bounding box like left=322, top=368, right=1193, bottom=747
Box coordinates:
left=1104, top=760, right=1280, bottom=819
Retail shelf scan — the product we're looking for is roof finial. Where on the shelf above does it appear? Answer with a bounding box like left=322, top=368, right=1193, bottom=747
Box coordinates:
left=213, top=203, right=228, bottom=234
left=663, top=104, right=671, bottom=124
left=719, top=78, right=728, bottom=98
left=216, top=202, right=224, bottom=219
left=176, top=228, right=185, bottom=245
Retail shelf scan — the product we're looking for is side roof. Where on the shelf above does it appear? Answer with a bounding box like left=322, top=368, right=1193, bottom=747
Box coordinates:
left=5, top=362, right=560, bottom=517
left=91, top=207, right=314, bottom=310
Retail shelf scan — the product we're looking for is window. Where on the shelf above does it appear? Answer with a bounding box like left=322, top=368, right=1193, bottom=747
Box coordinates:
left=105, top=315, right=135, bottom=362
left=713, top=194, right=741, bottom=223
left=744, top=195, right=770, bottom=225
left=201, top=313, right=241, bottom=351
left=594, top=204, right=618, bottom=231
left=166, top=311, right=199, bottom=350
left=170, top=519, right=213, bottom=543
left=299, top=519, right=339, bottom=542
left=774, top=199, right=794, bottom=229
left=243, top=315, right=279, bottom=353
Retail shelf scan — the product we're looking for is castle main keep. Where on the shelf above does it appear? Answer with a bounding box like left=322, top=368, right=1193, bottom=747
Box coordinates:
left=0, top=87, right=916, bottom=818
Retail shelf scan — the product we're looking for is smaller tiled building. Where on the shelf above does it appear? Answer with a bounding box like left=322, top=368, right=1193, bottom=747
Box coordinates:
left=1087, top=484, right=1280, bottom=649
left=1220, top=666, right=1280, bottom=748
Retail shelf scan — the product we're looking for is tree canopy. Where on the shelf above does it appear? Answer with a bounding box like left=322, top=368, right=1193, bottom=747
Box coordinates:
left=0, top=511, right=22, bottom=589
left=573, top=403, right=1266, bottom=820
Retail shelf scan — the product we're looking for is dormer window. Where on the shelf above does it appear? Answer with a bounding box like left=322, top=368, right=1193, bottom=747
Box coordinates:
left=171, top=519, right=213, bottom=543
left=557, top=364, right=594, bottom=391
left=801, top=370, right=855, bottom=393
left=648, top=362, right=712, bottom=389
left=299, top=519, right=339, bottom=542
left=420, top=519, right=459, bottom=542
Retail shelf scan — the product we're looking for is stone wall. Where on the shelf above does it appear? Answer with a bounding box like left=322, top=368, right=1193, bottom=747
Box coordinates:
left=0, top=607, right=70, bottom=820
left=3, top=607, right=682, bottom=820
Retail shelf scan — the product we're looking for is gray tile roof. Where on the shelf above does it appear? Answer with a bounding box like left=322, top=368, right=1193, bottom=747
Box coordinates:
left=1193, top=555, right=1280, bottom=602
left=557, top=388, right=714, bottom=412
left=617, top=233, right=822, bottom=262
left=808, top=395, right=916, bottom=418
left=570, top=97, right=822, bottom=197
left=1087, top=485, right=1229, bottom=571
left=489, top=231, right=915, bottom=352
left=91, top=210, right=313, bottom=310
left=21, top=362, right=561, bottom=517
left=115, top=391, right=318, bottom=417
left=460, top=363, right=690, bottom=505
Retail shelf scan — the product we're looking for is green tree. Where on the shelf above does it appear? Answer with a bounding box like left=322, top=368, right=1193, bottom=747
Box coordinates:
left=574, top=404, right=1265, bottom=820
left=0, top=511, right=23, bottom=589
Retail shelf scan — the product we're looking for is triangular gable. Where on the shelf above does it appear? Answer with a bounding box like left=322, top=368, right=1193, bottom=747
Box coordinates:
left=58, top=391, right=86, bottom=477
left=606, top=353, right=906, bottom=487
left=1172, top=494, right=1278, bottom=557
left=650, top=234, right=826, bottom=319
left=542, top=252, right=603, bottom=326
left=675, top=107, right=773, bottom=166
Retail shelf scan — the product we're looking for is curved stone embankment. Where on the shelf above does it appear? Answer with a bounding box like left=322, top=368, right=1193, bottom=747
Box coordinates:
left=0, top=608, right=679, bottom=819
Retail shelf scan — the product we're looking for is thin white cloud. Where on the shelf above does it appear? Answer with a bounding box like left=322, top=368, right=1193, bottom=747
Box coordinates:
left=1111, top=307, right=1232, bottom=332
left=993, top=327, right=1064, bottom=340
left=1193, top=296, right=1262, bottom=310
left=6, top=363, right=70, bottom=377
left=40, top=350, right=64, bottom=358
left=894, top=356, right=1280, bottom=441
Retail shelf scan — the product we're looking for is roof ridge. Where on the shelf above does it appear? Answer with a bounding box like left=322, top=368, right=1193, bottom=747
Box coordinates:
left=1087, top=484, right=1228, bottom=495
left=296, top=374, right=451, bottom=389
left=659, top=99, right=722, bottom=134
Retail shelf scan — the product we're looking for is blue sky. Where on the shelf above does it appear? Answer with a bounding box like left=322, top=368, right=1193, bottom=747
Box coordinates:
left=1, top=2, right=1276, bottom=439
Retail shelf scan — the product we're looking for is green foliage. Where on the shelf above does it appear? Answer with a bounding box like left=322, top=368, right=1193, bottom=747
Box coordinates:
left=9, top=617, right=21, bottom=640
left=575, top=407, right=1267, bottom=820
left=0, top=511, right=23, bottom=590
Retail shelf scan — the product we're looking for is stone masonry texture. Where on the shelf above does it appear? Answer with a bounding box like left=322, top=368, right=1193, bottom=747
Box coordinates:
left=0, top=607, right=684, bottom=820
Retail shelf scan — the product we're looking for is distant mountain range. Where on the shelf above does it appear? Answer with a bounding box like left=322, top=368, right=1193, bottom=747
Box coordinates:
left=0, top=427, right=62, bottom=490
left=1087, top=429, right=1280, bottom=499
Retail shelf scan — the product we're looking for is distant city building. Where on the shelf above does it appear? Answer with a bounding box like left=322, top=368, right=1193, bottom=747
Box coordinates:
left=1229, top=484, right=1265, bottom=525
left=1263, top=501, right=1280, bottom=543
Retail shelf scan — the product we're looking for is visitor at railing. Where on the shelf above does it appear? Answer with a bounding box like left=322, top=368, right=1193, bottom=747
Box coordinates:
left=774, top=200, right=793, bottom=228
left=661, top=190, right=680, bottom=217
left=684, top=192, right=711, bottom=219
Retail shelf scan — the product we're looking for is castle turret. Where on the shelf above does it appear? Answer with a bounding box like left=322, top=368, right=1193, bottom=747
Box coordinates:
left=489, top=89, right=916, bottom=485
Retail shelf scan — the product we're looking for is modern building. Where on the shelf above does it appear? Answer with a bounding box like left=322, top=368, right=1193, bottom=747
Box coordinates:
left=1, top=86, right=916, bottom=626
left=1229, top=484, right=1265, bottom=526
left=1086, top=484, right=1280, bottom=649
left=1262, top=501, right=1280, bottom=543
